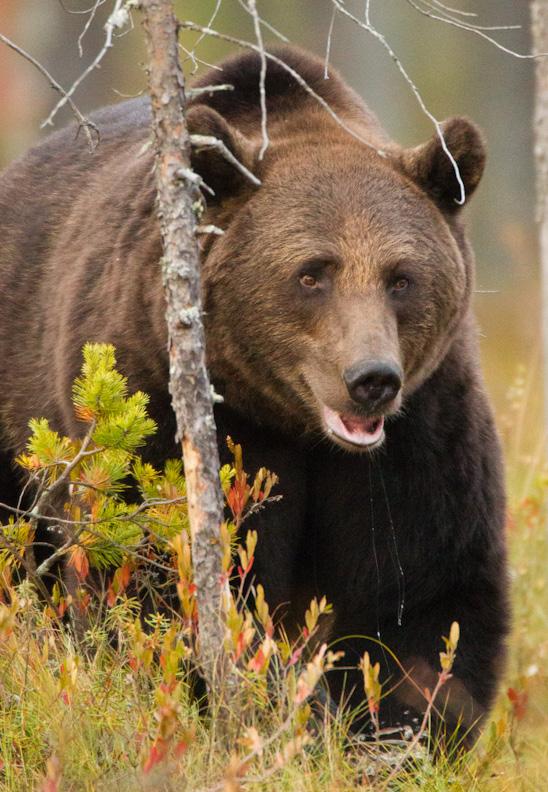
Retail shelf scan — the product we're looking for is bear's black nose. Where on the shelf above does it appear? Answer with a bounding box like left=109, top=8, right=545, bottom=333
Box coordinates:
left=344, top=361, right=402, bottom=409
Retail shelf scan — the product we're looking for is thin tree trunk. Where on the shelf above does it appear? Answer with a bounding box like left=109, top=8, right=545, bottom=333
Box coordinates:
left=531, top=1, right=548, bottom=441
left=140, top=0, right=230, bottom=708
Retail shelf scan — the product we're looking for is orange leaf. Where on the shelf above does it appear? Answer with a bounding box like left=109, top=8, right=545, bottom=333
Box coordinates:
left=507, top=687, right=528, bottom=721
left=143, top=740, right=167, bottom=774
left=68, top=546, right=89, bottom=582
left=74, top=404, right=96, bottom=422
left=248, top=647, right=266, bottom=673
left=106, top=584, right=116, bottom=608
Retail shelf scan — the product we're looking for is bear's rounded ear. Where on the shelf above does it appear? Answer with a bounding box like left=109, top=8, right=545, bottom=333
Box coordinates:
left=402, top=117, right=486, bottom=213
left=186, top=104, right=258, bottom=202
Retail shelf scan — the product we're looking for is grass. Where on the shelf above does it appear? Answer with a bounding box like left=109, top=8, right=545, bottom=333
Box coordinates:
left=0, top=375, right=547, bottom=792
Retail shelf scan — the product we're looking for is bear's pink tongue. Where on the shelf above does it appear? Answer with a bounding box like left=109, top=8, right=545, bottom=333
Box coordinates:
left=323, top=405, right=385, bottom=448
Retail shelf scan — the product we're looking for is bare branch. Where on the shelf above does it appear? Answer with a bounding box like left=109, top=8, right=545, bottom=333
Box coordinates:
left=77, top=0, right=108, bottom=57
left=0, top=494, right=187, bottom=532
left=420, top=0, right=517, bottom=30
left=183, top=0, right=223, bottom=70
left=246, top=0, right=269, bottom=160
left=41, top=0, right=132, bottom=131
left=57, top=0, right=107, bottom=13
left=253, top=16, right=289, bottom=43
left=330, top=0, right=466, bottom=204
left=428, top=0, right=477, bottom=16
left=324, top=5, right=336, bottom=80
left=0, top=32, right=98, bottom=150
left=236, top=0, right=289, bottom=43
left=406, top=0, right=547, bottom=57
left=196, top=224, right=225, bottom=236
left=179, top=22, right=385, bottom=157
left=179, top=43, right=223, bottom=73
left=188, top=83, right=234, bottom=98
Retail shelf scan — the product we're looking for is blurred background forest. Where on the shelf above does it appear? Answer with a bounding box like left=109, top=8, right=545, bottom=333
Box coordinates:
left=0, top=0, right=540, bottom=474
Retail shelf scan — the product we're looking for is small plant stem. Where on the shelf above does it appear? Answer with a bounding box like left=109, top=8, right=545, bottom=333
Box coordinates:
left=381, top=670, right=450, bottom=788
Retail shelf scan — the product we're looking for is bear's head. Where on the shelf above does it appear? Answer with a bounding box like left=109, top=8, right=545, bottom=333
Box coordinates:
left=187, top=55, right=485, bottom=452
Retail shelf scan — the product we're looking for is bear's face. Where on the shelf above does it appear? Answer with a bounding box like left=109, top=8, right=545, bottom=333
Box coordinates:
left=199, top=112, right=484, bottom=452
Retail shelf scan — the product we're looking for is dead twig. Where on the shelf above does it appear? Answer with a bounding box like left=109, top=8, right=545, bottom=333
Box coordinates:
left=406, top=0, right=548, bottom=58
left=77, top=0, right=108, bottom=57
left=324, top=5, right=336, bottom=79
left=190, top=133, right=261, bottom=186
left=179, top=22, right=385, bottom=157
left=330, top=0, right=466, bottom=204
left=0, top=31, right=98, bottom=150
left=246, top=0, right=269, bottom=160
left=41, top=0, right=132, bottom=131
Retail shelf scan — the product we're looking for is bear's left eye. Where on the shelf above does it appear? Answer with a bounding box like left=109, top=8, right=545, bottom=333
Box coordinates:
left=300, top=273, right=319, bottom=289
left=389, top=276, right=410, bottom=294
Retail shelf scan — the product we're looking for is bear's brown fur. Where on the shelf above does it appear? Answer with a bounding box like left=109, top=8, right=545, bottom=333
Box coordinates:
left=0, top=47, right=508, bottom=743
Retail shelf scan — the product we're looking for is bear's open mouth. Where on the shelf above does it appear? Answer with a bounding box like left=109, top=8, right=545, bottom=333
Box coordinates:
left=322, top=405, right=385, bottom=449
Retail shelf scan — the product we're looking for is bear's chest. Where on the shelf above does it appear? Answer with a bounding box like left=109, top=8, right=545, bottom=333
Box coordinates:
left=304, top=437, right=457, bottom=615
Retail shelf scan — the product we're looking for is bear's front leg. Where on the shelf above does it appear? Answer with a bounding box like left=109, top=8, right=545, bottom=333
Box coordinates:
left=324, top=574, right=509, bottom=749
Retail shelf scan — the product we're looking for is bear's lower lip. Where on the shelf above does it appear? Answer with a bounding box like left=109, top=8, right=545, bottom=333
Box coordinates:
left=322, top=405, right=385, bottom=449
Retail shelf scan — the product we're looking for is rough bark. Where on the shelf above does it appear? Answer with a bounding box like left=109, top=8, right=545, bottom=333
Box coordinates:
left=140, top=0, right=229, bottom=704
left=531, top=1, right=548, bottom=438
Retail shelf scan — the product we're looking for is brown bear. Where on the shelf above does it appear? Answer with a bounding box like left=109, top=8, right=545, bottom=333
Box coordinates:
left=0, top=47, right=508, bottom=744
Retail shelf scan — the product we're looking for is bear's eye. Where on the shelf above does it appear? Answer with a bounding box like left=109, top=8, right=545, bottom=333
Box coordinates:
left=389, top=276, right=410, bottom=294
left=297, top=259, right=335, bottom=293
left=300, top=273, right=320, bottom=289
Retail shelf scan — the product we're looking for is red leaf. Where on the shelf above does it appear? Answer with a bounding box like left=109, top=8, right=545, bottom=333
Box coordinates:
left=106, top=584, right=116, bottom=608
left=248, top=647, right=266, bottom=673
left=174, top=739, right=189, bottom=757
left=235, top=631, right=246, bottom=661
left=118, top=563, right=131, bottom=590
left=287, top=645, right=304, bottom=667
left=507, top=687, right=528, bottom=721
left=227, top=477, right=250, bottom=519
left=143, top=740, right=167, bottom=774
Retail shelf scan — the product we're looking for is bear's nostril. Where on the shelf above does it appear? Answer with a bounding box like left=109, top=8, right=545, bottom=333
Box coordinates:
left=344, top=361, right=402, bottom=409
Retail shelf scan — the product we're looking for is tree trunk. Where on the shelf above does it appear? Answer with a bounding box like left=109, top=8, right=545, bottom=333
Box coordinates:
left=531, top=1, right=548, bottom=440
left=140, top=0, right=230, bottom=710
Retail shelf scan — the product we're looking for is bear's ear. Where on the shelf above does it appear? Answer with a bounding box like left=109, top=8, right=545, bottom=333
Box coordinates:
left=402, top=117, right=486, bottom=213
left=186, top=104, right=258, bottom=202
